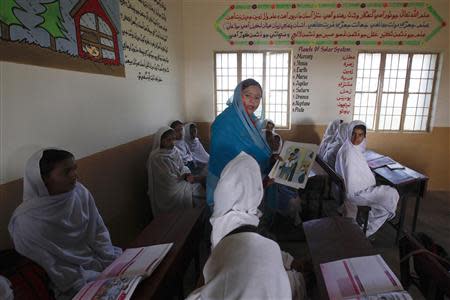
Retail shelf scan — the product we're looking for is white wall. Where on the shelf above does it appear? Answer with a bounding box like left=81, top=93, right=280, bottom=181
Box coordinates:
left=183, top=0, right=449, bottom=126
left=0, top=0, right=185, bottom=184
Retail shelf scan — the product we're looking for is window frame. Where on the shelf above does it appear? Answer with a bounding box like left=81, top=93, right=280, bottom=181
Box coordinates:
left=213, top=50, right=292, bottom=129
left=354, top=51, right=440, bottom=132
left=80, top=13, right=116, bottom=60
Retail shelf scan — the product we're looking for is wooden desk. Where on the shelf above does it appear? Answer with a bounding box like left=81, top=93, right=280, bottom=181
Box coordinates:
left=129, top=207, right=204, bottom=300
left=303, top=217, right=378, bottom=300
left=365, top=151, right=429, bottom=243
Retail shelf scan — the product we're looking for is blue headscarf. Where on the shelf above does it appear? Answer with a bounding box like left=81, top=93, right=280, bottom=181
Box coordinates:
left=206, top=79, right=272, bottom=206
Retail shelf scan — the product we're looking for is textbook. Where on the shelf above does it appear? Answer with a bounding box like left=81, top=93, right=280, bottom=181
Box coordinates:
left=268, top=141, right=318, bottom=189
left=366, top=156, right=396, bottom=169
left=387, top=162, right=405, bottom=170
left=320, top=254, right=412, bottom=300
left=73, top=243, right=173, bottom=300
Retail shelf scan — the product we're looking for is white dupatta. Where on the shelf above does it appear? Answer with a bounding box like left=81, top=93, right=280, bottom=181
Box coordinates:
left=187, top=152, right=294, bottom=300
left=147, top=127, right=194, bottom=216
left=323, top=122, right=348, bottom=167
left=8, top=149, right=121, bottom=299
left=335, top=120, right=374, bottom=196
left=335, top=121, right=399, bottom=236
left=209, top=152, right=263, bottom=249
left=184, top=122, right=209, bottom=164
left=318, top=119, right=341, bottom=158
left=171, top=121, right=194, bottom=165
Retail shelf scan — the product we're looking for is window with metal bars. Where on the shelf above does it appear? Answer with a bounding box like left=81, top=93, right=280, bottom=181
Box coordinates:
left=354, top=52, right=439, bottom=131
left=214, top=51, right=291, bottom=128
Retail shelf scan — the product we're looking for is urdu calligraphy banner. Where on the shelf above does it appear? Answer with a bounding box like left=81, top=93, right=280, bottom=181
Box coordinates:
left=215, top=2, right=446, bottom=46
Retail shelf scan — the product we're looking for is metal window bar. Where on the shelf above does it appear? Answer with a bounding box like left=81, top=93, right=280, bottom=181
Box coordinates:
left=354, top=53, right=381, bottom=130
left=379, top=54, right=408, bottom=131
left=214, top=50, right=291, bottom=129
left=401, top=53, right=439, bottom=132
left=265, top=52, right=290, bottom=127
left=399, top=54, right=414, bottom=131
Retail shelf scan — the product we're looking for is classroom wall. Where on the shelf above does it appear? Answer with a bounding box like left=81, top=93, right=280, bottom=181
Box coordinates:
left=0, top=0, right=185, bottom=185
left=1, top=1, right=449, bottom=251
left=183, top=0, right=449, bottom=125
left=183, top=0, right=450, bottom=190
left=0, top=0, right=185, bottom=249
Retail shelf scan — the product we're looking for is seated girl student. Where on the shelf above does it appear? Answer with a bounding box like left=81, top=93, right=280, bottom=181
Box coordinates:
left=262, top=118, right=276, bottom=142
left=207, top=79, right=272, bottom=207
left=318, top=119, right=342, bottom=159
left=187, top=152, right=307, bottom=300
left=262, top=119, right=281, bottom=161
left=183, top=122, right=209, bottom=171
left=8, top=149, right=122, bottom=299
left=335, top=120, right=399, bottom=237
left=170, top=120, right=195, bottom=169
left=323, top=121, right=348, bottom=168
left=264, top=119, right=275, bottom=132
left=147, top=127, right=204, bottom=216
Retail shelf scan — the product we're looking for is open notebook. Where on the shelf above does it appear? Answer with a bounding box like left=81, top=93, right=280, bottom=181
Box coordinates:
left=320, top=254, right=412, bottom=300
left=73, top=243, right=173, bottom=300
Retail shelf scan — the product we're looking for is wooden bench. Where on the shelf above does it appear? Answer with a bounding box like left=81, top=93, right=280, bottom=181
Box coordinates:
left=315, top=155, right=371, bottom=234
left=129, top=206, right=205, bottom=300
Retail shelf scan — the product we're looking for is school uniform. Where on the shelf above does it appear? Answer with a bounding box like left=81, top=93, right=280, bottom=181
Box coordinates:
left=8, top=149, right=121, bottom=299
left=188, top=152, right=305, bottom=300
left=147, top=127, right=204, bottom=216
left=335, top=121, right=399, bottom=236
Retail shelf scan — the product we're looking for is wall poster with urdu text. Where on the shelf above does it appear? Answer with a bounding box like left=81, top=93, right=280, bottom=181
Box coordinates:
left=0, top=0, right=125, bottom=77
left=120, top=0, right=169, bottom=82
left=215, top=2, right=446, bottom=116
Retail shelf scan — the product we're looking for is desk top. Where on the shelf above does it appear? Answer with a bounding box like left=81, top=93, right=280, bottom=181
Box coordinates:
left=374, top=165, right=428, bottom=186
left=364, top=150, right=428, bottom=186
left=303, top=217, right=378, bottom=300
left=130, top=207, right=204, bottom=300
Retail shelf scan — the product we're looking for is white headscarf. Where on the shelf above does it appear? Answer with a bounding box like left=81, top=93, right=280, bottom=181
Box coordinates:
left=184, top=122, right=209, bottom=164
left=147, top=127, right=193, bottom=216
left=0, top=276, right=13, bottom=300
left=187, top=152, right=292, bottom=300
left=318, top=119, right=341, bottom=157
left=147, top=126, right=174, bottom=210
left=263, top=119, right=276, bottom=132
left=323, top=122, right=348, bottom=167
left=151, top=126, right=173, bottom=152
left=8, top=149, right=121, bottom=299
left=210, top=152, right=263, bottom=249
left=335, top=122, right=349, bottom=144
left=170, top=120, right=194, bottom=165
left=335, top=120, right=375, bottom=196
left=272, top=132, right=283, bottom=154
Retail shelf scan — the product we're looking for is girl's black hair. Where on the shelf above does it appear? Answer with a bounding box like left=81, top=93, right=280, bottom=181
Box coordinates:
left=241, top=78, right=262, bottom=92
left=170, top=120, right=183, bottom=129
left=353, top=124, right=367, bottom=136
left=39, top=149, right=74, bottom=178
left=161, top=128, right=175, bottom=141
